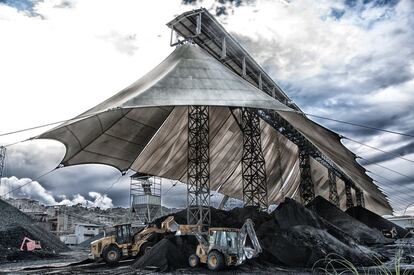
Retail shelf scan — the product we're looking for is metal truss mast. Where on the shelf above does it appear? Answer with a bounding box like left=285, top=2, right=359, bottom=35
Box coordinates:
left=240, top=108, right=268, bottom=210
left=328, top=169, right=340, bottom=207
left=187, top=105, right=211, bottom=226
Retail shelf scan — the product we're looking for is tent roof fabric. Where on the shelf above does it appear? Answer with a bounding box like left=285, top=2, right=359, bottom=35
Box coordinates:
left=39, top=44, right=392, bottom=215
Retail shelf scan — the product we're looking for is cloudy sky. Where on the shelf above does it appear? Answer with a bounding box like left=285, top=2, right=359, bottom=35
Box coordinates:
left=0, top=0, right=413, bottom=213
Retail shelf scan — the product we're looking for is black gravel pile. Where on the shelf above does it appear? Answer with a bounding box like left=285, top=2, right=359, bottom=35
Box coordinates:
left=138, top=197, right=385, bottom=271
left=132, top=234, right=198, bottom=271
left=0, top=198, right=69, bottom=260
left=306, top=196, right=390, bottom=245
left=346, top=205, right=409, bottom=238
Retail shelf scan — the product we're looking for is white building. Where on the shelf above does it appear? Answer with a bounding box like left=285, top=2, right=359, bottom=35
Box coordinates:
left=61, top=223, right=102, bottom=245
left=75, top=223, right=101, bottom=244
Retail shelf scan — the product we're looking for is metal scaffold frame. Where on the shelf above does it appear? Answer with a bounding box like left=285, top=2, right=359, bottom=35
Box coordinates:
left=328, top=169, right=340, bottom=207
left=187, top=105, right=211, bottom=225
left=241, top=108, right=268, bottom=210
left=130, top=173, right=162, bottom=226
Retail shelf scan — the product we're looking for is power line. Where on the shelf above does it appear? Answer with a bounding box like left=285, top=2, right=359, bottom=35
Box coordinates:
left=2, top=168, right=58, bottom=197
left=305, top=113, right=414, bottom=138
left=0, top=109, right=114, bottom=139
left=361, top=157, right=414, bottom=181
left=345, top=137, right=414, bottom=164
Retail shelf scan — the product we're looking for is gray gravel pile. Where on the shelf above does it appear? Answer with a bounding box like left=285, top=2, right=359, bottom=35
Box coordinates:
left=306, top=196, right=391, bottom=245
left=0, top=198, right=69, bottom=262
left=346, top=205, right=409, bottom=238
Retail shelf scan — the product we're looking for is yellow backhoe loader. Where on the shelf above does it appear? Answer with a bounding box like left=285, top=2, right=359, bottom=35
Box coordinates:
left=170, top=218, right=262, bottom=271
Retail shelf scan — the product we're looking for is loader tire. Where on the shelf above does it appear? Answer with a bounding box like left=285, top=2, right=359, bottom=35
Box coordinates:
left=139, top=242, right=153, bottom=256
left=188, top=254, right=200, bottom=267
left=207, top=250, right=225, bottom=271
left=102, top=245, right=121, bottom=265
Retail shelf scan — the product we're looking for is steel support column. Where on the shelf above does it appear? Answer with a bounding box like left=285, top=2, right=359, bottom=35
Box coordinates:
left=299, top=149, right=315, bottom=204
left=0, top=146, right=5, bottom=179
left=241, top=108, right=268, bottom=210
left=355, top=188, right=365, bottom=207
left=345, top=183, right=354, bottom=209
left=328, top=169, right=340, bottom=207
left=187, top=105, right=210, bottom=226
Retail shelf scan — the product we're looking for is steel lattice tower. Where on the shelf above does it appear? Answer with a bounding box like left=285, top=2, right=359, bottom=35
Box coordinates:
left=298, top=149, right=315, bottom=205
left=0, top=146, right=5, bottom=178
left=187, top=105, right=211, bottom=226
left=0, top=146, right=6, bottom=197
left=355, top=187, right=365, bottom=207
left=328, top=169, right=340, bottom=207
left=241, top=108, right=268, bottom=210
left=345, top=183, right=354, bottom=209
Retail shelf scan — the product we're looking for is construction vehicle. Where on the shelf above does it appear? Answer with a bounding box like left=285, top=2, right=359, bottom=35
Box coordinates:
left=89, top=216, right=176, bottom=265
left=174, top=219, right=262, bottom=271
left=20, top=237, right=42, bottom=251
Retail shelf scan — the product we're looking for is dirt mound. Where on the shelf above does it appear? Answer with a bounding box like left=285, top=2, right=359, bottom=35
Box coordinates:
left=132, top=235, right=197, bottom=271
left=306, top=196, right=390, bottom=245
left=346, top=206, right=409, bottom=238
left=0, top=198, right=69, bottom=258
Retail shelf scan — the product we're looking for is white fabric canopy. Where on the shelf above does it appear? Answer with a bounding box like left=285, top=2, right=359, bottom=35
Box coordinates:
left=39, top=44, right=391, bottom=214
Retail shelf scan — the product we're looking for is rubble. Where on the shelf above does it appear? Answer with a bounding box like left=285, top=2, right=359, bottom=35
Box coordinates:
left=346, top=205, right=409, bottom=238
left=0, top=198, right=69, bottom=263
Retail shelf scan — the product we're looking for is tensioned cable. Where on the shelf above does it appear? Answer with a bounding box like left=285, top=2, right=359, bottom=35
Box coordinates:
left=369, top=174, right=414, bottom=206
left=345, top=136, right=414, bottom=164
left=373, top=182, right=414, bottom=205
left=372, top=181, right=412, bottom=209
left=360, top=156, right=414, bottom=181
left=0, top=109, right=117, bottom=139
left=305, top=113, right=414, bottom=138
left=2, top=167, right=58, bottom=197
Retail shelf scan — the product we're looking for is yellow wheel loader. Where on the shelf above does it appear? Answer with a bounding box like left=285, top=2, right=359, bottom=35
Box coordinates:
left=89, top=216, right=176, bottom=265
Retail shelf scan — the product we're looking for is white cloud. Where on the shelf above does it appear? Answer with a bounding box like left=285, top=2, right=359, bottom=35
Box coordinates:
left=58, top=191, right=113, bottom=209
left=0, top=176, right=57, bottom=205
left=1, top=176, right=113, bottom=209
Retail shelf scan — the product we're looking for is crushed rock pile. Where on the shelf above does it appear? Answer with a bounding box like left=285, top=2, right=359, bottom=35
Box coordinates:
left=133, top=234, right=197, bottom=272
left=0, top=198, right=69, bottom=263
left=137, top=197, right=386, bottom=271
left=306, top=196, right=391, bottom=245
left=346, top=206, right=409, bottom=238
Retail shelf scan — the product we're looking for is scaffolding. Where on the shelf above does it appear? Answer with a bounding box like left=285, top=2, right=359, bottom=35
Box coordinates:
left=130, top=173, right=162, bottom=226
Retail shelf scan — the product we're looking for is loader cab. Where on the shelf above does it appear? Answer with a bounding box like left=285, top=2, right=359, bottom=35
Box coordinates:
left=114, top=223, right=132, bottom=244
left=208, top=228, right=239, bottom=254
